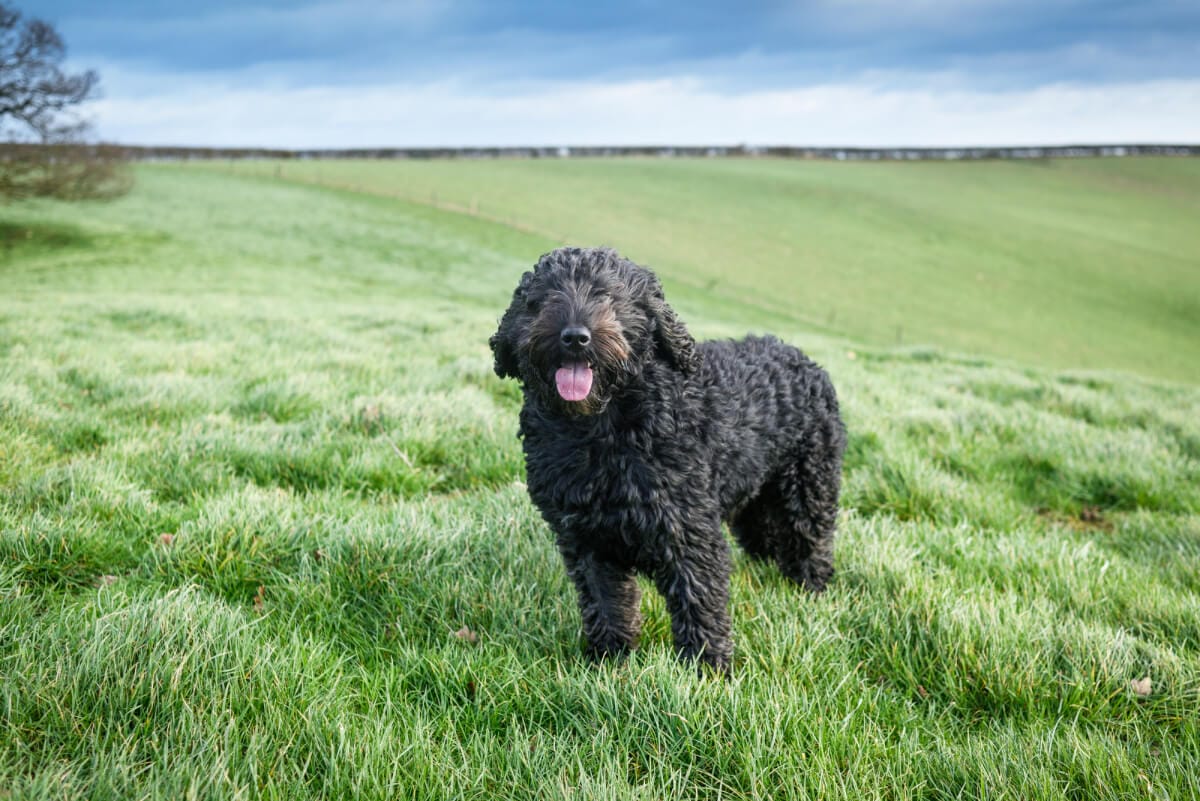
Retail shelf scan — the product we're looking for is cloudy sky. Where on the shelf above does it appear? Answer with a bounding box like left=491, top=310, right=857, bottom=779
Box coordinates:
left=35, top=0, right=1200, bottom=148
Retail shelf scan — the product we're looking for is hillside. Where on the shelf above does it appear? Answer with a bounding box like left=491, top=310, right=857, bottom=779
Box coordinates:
left=1, top=165, right=1198, bottom=799
left=211, top=156, right=1200, bottom=384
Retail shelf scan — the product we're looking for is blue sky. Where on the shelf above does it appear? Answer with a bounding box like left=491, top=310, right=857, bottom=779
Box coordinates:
left=37, top=0, right=1200, bottom=147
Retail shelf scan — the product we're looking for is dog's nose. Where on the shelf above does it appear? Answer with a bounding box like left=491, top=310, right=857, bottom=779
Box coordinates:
left=560, top=326, right=591, bottom=348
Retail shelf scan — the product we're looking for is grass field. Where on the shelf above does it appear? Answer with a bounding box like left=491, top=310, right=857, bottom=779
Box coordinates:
left=2, top=163, right=1199, bottom=799
left=215, top=156, right=1200, bottom=384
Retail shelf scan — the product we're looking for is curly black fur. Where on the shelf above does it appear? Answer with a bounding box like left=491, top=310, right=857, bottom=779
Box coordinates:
left=490, top=247, right=846, bottom=673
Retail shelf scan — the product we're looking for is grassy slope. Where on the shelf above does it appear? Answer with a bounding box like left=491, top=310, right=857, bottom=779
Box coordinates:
left=213, top=156, right=1200, bottom=384
left=1, top=165, right=1198, bottom=800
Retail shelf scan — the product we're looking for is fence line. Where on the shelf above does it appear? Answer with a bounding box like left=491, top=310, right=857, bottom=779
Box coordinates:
left=110, top=143, right=1199, bottom=162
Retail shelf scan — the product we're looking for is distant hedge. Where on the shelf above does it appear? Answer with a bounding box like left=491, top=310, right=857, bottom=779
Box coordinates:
left=109, top=143, right=1198, bottom=162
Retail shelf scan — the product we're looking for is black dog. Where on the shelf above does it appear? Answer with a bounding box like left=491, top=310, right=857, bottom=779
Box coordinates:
left=490, top=247, right=845, bottom=672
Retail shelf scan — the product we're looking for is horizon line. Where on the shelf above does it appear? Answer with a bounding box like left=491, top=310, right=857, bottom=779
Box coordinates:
left=72, top=142, right=1200, bottom=162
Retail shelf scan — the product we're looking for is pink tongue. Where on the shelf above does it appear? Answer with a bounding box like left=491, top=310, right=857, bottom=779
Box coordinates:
left=555, top=362, right=593, bottom=401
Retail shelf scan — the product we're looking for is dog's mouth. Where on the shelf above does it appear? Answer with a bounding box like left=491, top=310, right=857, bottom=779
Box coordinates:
left=555, top=361, right=593, bottom=402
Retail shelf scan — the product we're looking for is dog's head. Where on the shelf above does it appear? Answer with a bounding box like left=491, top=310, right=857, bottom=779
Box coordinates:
left=489, top=247, right=699, bottom=415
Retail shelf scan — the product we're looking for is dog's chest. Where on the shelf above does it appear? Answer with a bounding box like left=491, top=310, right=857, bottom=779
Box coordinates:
left=521, top=412, right=684, bottom=541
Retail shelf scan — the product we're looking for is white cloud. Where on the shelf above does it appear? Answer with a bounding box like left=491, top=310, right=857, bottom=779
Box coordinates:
left=85, top=70, right=1200, bottom=148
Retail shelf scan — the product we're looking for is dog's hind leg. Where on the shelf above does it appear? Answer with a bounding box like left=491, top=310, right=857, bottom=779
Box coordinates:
left=772, top=420, right=845, bottom=594
left=729, top=484, right=782, bottom=562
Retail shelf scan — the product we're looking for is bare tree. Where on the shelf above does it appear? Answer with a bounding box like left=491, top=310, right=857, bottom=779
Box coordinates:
left=0, top=2, right=129, bottom=199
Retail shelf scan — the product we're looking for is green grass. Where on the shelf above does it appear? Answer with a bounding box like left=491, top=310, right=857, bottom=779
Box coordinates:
left=2, top=163, right=1199, bottom=800
left=210, top=156, right=1200, bottom=383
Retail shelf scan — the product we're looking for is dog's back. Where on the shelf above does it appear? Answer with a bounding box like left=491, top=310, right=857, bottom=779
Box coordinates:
left=694, top=336, right=841, bottom=512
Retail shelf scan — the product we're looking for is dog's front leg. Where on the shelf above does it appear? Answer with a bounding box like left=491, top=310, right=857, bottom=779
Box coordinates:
left=561, top=549, right=642, bottom=661
left=653, top=532, right=733, bottom=674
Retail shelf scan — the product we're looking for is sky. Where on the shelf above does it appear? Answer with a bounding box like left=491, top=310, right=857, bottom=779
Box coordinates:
left=31, top=0, right=1200, bottom=148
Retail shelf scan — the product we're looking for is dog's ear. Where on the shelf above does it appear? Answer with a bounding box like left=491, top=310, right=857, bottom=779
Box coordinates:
left=643, top=275, right=700, bottom=375
left=489, top=271, right=533, bottom=379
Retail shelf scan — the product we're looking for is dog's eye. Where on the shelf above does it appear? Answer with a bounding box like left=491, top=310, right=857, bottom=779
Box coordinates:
left=525, top=299, right=541, bottom=313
